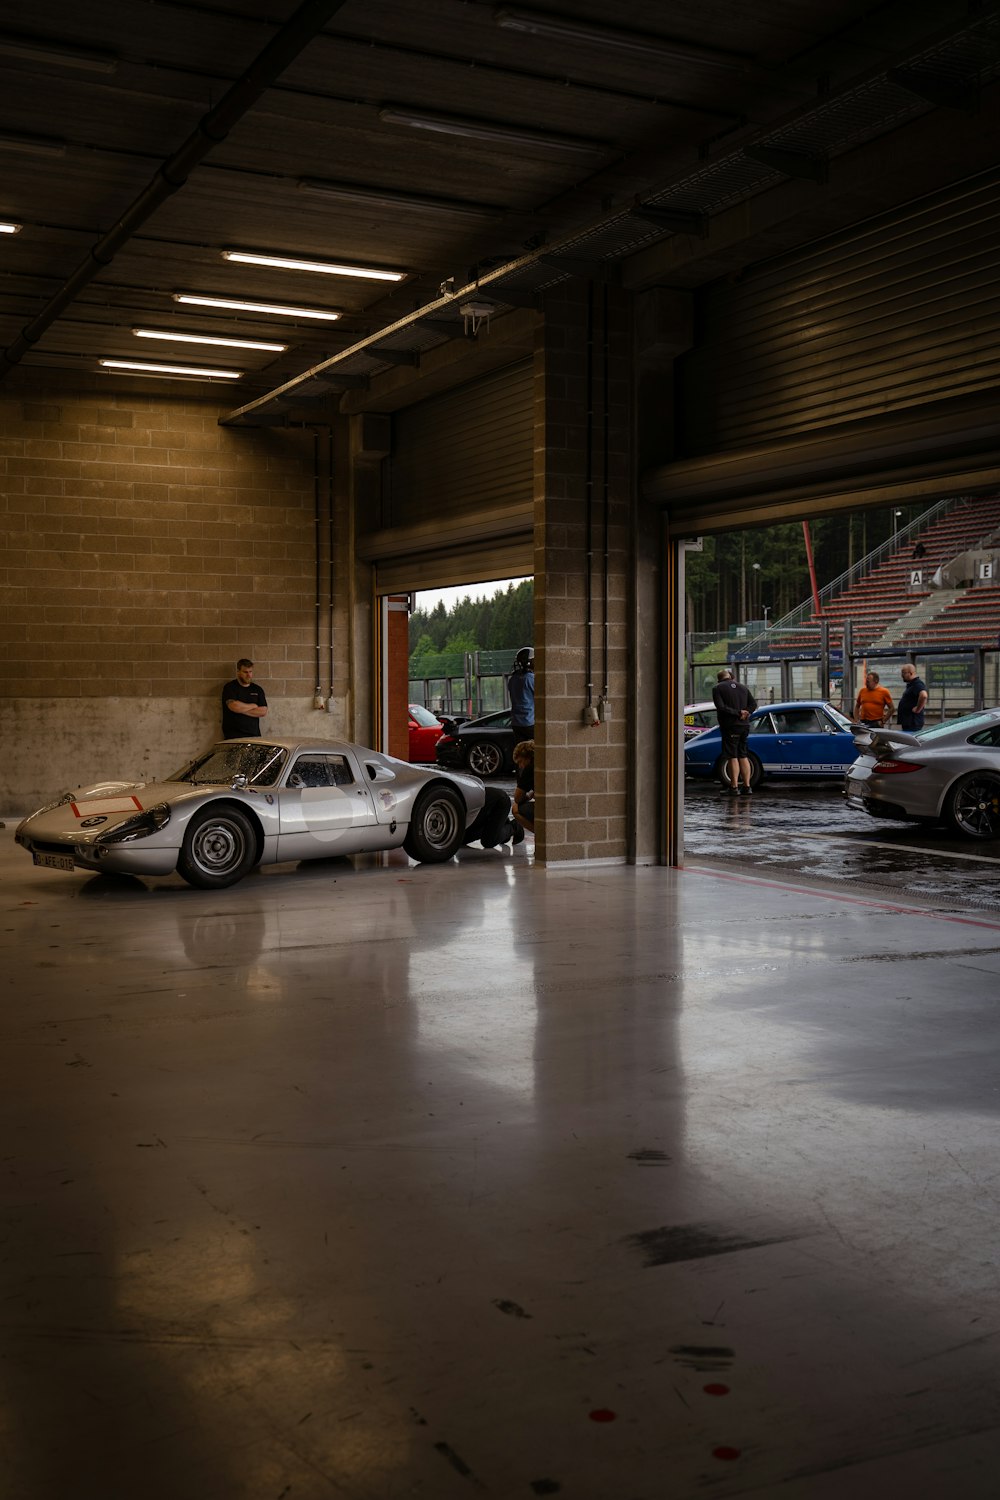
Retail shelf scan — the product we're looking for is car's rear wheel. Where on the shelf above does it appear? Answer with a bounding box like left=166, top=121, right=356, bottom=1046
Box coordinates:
left=404, top=785, right=465, bottom=862
left=945, top=772, right=1000, bottom=841
left=467, top=740, right=504, bottom=777
left=178, top=805, right=258, bottom=888
left=713, top=752, right=762, bottom=788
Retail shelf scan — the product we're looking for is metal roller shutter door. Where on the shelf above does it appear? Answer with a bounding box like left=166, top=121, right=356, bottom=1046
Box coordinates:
left=369, top=359, right=533, bottom=592
left=648, top=169, right=1000, bottom=530
left=679, top=169, right=1000, bottom=456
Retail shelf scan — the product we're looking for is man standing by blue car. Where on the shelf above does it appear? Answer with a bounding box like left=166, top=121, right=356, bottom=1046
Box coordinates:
left=712, top=668, right=758, bottom=796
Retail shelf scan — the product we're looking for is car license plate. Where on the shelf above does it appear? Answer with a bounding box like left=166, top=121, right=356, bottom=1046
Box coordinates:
left=33, top=852, right=75, bottom=872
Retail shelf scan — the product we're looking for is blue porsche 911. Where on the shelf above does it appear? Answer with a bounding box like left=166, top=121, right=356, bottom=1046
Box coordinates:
left=683, top=700, right=859, bottom=788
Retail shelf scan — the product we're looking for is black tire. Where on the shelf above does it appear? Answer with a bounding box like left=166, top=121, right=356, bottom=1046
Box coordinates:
left=713, top=752, right=763, bottom=789
left=945, top=771, right=1000, bottom=841
left=404, top=785, right=466, bottom=862
left=467, top=740, right=504, bottom=777
left=177, top=805, right=259, bottom=888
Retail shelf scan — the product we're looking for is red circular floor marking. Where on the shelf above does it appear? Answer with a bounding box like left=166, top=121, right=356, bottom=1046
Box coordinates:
left=588, top=1409, right=616, bottom=1422
left=712, top=1446, right=741, bottom=1461
left=703, top=1383, right=730, bottom=1396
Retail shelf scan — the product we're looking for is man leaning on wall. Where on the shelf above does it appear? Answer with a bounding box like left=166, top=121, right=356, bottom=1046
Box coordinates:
left=221, top=659, right=268, bottom=739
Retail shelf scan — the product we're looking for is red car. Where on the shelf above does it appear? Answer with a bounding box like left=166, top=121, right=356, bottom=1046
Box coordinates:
left=408, top=703, right=445, bottom=762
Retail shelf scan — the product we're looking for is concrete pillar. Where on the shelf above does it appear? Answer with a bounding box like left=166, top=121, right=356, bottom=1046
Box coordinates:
left=533, top=283, right=632, bottom=864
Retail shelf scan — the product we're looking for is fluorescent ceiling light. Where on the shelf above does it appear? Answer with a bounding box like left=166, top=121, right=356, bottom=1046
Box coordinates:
left=0, top=34, right=117, bottom=72
left=223, top=249, right=405, bottom=281
left=493, top=7, right=750, bottom=69
left=0, top=131, right=66, bottom=158
left=133, top=327, right=287, bottom=352
left=174, top=293, right=341, bottom=322
left=378, top=105, right=605, bottom=157
left=0, top=220, right=22, bottom=234
left=298, top=178, right=503, bottom=221
left=100, top=359, right=242, bottom=379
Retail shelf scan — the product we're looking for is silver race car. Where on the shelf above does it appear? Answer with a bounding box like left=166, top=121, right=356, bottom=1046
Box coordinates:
left=16, top=738, right=486, bottom=888
left=845, top=708, right=1000, bottom=839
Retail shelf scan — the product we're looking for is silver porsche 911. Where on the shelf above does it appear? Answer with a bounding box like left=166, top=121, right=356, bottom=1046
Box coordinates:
left=845, top=707, right=1000, bottom=839
left=15, top=738, right=486, bottom=888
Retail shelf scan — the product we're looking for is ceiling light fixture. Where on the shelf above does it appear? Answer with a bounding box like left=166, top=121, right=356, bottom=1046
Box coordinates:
left=0, top=34, right=118, bottom=73
left=378, top=105, right=605, bottom=157
left=133, top=328, right=287, bottom=352
left=100, top=359, right=242, bottom=379
left=173, top=293, right=341, bottom=322
left=0, top=131, right=66, bottom=158
left=297, top=178, right=503, bottom=221
left=223, top=249, right=405, bottom=281
left=0, top=220, right=23, bottom=234
left=493, top=7, right=750, bottom=69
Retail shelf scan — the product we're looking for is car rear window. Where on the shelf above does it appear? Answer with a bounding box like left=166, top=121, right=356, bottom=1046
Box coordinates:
left=917, top=711, right=1000, bottom=742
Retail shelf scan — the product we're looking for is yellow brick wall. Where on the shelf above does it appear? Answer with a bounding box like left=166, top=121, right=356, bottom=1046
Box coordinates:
left=0, top=371, right=352, bottom=809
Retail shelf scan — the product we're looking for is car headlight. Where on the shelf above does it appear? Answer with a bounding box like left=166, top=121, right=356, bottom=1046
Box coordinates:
left=97, top=803, right=171, bottom=844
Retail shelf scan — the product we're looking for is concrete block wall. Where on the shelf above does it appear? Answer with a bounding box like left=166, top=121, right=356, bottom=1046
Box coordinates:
left=0, top=371, right=351, bottom=813
left=534, top=286, right=633, bottom=863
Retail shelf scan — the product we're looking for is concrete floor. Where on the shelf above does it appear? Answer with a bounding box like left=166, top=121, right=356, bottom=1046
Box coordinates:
left=3, top=824, right=1000, bottom=1499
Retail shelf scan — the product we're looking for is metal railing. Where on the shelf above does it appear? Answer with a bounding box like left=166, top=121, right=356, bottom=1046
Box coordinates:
left=765, top=496, right=959, bottom=639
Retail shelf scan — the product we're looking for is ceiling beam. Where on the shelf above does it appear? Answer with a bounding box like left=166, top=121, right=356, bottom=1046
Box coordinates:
left=0, top=0, right=349, bottom=379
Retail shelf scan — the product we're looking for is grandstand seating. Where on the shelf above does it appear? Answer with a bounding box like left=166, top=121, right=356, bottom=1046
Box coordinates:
left=780, top=495, right=1000, bottom=649
left=898, top=583, right=1000, bottom=648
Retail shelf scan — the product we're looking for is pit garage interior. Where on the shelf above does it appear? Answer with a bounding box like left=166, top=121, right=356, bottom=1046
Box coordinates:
left=4, top=4, right=1000, bottom=1495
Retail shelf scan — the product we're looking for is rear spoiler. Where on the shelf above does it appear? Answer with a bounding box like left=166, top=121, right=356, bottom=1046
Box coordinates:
left=850, top=723, right=922, bottom=749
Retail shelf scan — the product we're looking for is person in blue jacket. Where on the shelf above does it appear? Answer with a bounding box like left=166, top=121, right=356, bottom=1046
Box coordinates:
left=507, top=646, right=534, bottom=740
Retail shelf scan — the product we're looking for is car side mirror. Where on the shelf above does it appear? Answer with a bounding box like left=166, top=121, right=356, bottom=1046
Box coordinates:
left=231, top=773, right=249, bottom=790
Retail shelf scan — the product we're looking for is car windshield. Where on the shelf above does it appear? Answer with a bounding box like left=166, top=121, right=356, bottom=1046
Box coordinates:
left=464, top=711, right=510, bottom=728
left=409, top=704, right=440, bottom=727
left=824, top=703, right=854, bottom=729
left=172, top=742, right=288, bottom=787
left=913, top=710, right=1000, bottom=742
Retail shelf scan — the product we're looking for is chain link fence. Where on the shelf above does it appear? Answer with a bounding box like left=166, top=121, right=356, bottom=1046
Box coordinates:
left=409, top=648, right=517, bottom=718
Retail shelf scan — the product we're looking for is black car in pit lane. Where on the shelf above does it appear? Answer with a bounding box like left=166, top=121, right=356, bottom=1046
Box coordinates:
left=434, top=709, right=524, bottom=778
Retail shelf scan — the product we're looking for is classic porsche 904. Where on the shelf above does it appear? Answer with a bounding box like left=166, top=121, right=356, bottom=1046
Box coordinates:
left=16, top=738, right=486, bottom=888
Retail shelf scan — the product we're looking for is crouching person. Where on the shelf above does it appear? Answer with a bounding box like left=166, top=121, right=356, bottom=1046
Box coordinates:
left=463, top=785, right=523, bottom=848
left=512, top=740, right=535, bottom=836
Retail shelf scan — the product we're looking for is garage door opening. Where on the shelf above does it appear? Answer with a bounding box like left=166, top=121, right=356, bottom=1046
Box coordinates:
left=678, top=493, right=1000, bottom=890
left=378, top=576, right=533, bottom=768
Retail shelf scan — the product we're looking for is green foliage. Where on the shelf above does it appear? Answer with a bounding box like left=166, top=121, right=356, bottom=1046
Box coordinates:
left=409, top=579, right=534, bottom=659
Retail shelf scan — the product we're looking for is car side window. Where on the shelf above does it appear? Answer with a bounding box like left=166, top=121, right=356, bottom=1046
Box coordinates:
left=772, top=709, right=824, bottom=734
left=288, top=755, right=354, bottom=788
left=968, top=726, right=1000, bottom=748
left=751, top=714, right=775, bottom=735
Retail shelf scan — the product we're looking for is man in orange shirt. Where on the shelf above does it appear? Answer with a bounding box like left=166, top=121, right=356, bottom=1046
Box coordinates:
left=853, top=670, right=893, bottom=727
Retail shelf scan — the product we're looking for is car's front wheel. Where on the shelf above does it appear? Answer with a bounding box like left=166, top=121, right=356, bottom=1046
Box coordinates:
left=945, top=771, right=1000, bottom=840
left=403, top=786, right=465, bottom=862
left=714, top=752, right=763, bottom=788
left=467, top=740, right=504, bottom=777
left=178, top=805, right=259, bottom=888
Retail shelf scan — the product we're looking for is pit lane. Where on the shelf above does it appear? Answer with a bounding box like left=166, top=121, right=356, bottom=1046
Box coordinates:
left=683, top=779, right=1000, bottom=912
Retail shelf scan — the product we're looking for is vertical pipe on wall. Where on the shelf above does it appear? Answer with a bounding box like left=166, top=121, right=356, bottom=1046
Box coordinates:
left=584, top=284, right=595, bottom=716
left=327, top=427, right=335, bottom=706
left=601, top=284, right=610, bottom=715
left=313, top=430, right=323, bottom=707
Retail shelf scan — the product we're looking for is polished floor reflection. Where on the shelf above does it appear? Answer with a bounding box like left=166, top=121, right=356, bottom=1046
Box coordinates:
left=3, top=826, right=1000, bottom=1498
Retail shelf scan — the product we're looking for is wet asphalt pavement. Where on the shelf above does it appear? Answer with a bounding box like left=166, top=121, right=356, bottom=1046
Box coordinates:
left=683, top=779, right=1000, bottom=912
